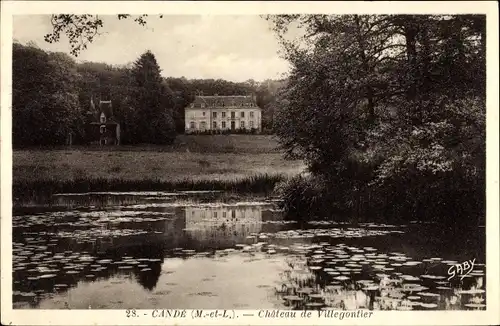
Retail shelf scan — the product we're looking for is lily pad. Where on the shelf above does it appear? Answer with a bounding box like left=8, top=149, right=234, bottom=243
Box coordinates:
left=283, top=295, right=302, bottom=302
left=334, top=276, right=350, bottom=281
left=456, top=289, right=485, bottom=295
left=464, top=303, right=486, bottom=309
left=417, top=292, right=440, bottom=298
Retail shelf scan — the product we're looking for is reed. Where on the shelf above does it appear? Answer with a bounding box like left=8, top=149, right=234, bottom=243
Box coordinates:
left=12, top=173, right=287, bottom=202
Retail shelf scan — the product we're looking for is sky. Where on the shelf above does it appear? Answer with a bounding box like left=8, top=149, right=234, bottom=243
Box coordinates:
left=13, top=15, right=291, bottom=82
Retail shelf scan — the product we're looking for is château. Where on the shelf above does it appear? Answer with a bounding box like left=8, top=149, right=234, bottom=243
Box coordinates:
left=185, top=94, right=262, bottom=133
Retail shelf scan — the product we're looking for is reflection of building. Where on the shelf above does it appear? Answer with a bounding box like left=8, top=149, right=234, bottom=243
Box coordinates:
left=186, top=205, right=262, bottom=225
left=184, top=205, right=263, bottom=246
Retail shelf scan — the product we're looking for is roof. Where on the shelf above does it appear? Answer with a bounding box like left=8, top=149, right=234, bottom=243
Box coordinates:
left=89, top=98, right=118, bottom=123
left=188, top=95, right=259, bottom=109
left=100, top=100, right=113, bottom=118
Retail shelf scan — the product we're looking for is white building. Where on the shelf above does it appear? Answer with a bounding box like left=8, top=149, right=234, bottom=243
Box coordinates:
left=185, top=95, right=262, bottom=133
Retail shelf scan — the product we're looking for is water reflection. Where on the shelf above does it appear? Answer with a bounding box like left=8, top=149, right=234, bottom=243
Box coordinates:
left=273, top=243, right=486, bottom=311
left=12, top=193, right=486, bottom=310
left=13, top=196, right=284, bottom=307
left=185, top=205, right=263, bottom=248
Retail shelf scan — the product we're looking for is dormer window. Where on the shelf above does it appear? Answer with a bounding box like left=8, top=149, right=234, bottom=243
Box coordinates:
left=100, top=113, right=106, bottom=123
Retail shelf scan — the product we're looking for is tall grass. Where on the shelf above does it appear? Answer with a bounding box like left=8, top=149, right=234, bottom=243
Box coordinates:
left=13, top=173, right=286, bottom=202
left=19, top=135, right=282, bottom=154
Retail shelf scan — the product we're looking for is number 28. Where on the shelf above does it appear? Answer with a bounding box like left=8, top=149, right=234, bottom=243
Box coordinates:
left=126, top=309, right=137, bottom=318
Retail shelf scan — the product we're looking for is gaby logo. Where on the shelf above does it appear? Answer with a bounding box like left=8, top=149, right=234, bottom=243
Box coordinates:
left=447, top=259, right=475, bottom=281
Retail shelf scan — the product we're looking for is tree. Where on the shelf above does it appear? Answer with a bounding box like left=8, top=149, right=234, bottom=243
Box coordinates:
left=12, top=43, right=83, bottom=146
left=267, top=14, right=486, bottom=226
left=165, top=77, right=195, bottom=133
left=256, top=79, right=286, bottom=132
left=127, top=50, right=176, bottom=144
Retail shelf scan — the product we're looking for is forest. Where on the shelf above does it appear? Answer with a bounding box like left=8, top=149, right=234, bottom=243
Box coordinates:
left=12, top=42, right=283, bottom=147
left=268, top=14, right=486, bottom=228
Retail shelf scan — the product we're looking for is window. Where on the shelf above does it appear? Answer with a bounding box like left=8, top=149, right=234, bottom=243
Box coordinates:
left=222, top=121, right=226, bottom=129
left=222, top=112, right=226, bottom=118
left=240, top=121, right=245, bottom=128
left=201, top=121, right=207, bottom=129
left=231, top=210, right=236, bottom=219
left=100, top=113, right=106, bottom=123
left=250, top=121, right=254, bottom=128
left=213, top=212, right=217, bottom=218
left=223, top=211, right=227, bottom=218
left=241, top=111, right=245, bottom=118
left=190, top=121, right=195, bottom=129
left=202, top=111, right=206, bottom=116
left=250, top=111, right=254, bottom=118
left=231, top=111, right=235, bottom=118
left=213, top=121, right=217, bottom=129
left=201, top=103, right=205, bottom=108
left=100, top=125, right=106, bottom=134
left=213, top=112, right=217, bottom=118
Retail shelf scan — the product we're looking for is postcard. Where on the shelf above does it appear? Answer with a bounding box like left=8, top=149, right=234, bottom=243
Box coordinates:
left=1, top=1, right=498, bottom=325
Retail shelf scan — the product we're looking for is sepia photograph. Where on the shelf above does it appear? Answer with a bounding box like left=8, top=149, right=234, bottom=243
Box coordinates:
left=1, top=1, right=499, bottom=325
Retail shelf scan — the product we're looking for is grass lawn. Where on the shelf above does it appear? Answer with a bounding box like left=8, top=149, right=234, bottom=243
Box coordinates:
left=13, top=150, right=304, bottom=183
left=13, top=135, right=305, bottom=199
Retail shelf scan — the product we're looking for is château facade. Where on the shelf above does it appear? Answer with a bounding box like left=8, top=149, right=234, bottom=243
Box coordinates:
left=185, top=95, right=262, bottom=133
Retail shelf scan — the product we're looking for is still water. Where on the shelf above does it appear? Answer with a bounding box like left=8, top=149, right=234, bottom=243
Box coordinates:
left=12, top=192, right=486, bottom=310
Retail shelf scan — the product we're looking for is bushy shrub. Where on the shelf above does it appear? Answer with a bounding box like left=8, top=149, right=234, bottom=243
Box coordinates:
left=274, top=174, right=347, bottom=222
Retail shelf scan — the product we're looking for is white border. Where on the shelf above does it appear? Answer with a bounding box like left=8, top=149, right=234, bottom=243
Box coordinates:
left=1, top=1, right=499, bottom=325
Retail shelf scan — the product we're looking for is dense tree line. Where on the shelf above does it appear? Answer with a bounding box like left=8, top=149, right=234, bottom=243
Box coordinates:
left=13, top=43, right=83, bottom=146
left=12, top=42, right=282, bottom=146
left=269, top=14, right=486, bottom=228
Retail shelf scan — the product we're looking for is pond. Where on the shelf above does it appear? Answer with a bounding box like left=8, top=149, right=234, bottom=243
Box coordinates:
left=12, top=192, right=486, bottom=310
